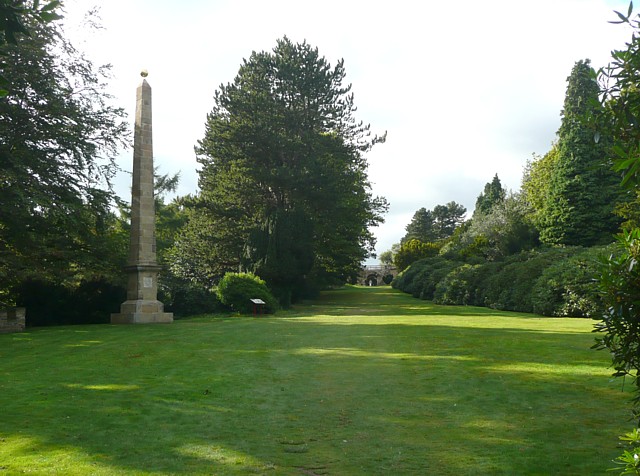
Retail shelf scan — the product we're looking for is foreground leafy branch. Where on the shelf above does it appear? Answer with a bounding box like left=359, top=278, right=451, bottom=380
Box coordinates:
left=0, top=0, right=62, bottom=96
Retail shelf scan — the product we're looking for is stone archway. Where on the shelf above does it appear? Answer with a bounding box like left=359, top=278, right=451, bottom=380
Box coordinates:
left=358, top=265, right=398, bottom=286
left=365, top=274, right=378, bottom=286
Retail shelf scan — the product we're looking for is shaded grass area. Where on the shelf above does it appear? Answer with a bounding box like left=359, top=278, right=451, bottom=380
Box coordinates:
left=0, top=286, right=630, bottom=475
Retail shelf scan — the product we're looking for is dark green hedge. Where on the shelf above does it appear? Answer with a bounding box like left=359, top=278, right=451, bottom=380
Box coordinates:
left=15, top=278, right=125, bottom=326
left=393, top=246, right=609, bottom=317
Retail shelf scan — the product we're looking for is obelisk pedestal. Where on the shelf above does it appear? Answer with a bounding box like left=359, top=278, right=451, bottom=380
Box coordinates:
left=111, top=73, right=173, bottom=324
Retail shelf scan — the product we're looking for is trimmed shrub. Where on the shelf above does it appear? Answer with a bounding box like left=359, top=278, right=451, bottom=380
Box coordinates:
left=464, top=261, right=503, bottom=306
left=73, top=279, right=127, bottom=324
left=392, top=257, right=461, bottom=300
left=531, top=246, right=609, bottom=317
left=216, top=272, right=278, bottom=314
left=382, top=274, right=394, bottom=285
left=15, top=279, right=72, bottom=326
left=482, top=248, right=573, bottom=312
left=392, top=258, right=428, bottom=294
left=395, top=245, right=610, bottom=317
left=418, top=259, right=461, bottom=301
left=433, top=264, right=481, bottom=305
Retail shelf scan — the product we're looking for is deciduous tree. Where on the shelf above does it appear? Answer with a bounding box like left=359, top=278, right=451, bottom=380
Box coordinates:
left=522, top=146, right=559, bottom=232
left=393, top=239, right=441, bottom=271
left=379, top=250, right=394, bottom=266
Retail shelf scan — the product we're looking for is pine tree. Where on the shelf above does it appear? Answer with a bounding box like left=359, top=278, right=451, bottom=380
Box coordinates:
left=402, top=208, right=435, bottom=243
left=402, top=202, right=466, bottom=244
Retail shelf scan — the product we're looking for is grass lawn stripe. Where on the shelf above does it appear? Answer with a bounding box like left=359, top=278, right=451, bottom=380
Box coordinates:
left=0, top=286, right=630, bottom=475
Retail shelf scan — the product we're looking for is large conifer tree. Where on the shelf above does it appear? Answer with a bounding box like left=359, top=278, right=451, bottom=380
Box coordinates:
left=540, top=59, right=622, bottom=246
left=183, top=38, right=387, bottom=303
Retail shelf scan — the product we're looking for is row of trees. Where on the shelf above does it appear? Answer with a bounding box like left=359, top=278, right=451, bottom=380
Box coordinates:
left=0, top=5, right=387, bottom=319
left=386, top=58, right=627, bottom=273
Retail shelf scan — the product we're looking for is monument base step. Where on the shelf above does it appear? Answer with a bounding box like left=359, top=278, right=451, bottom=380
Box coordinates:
left=111, top=312, right=173, bottom=324
left=111, top=300, right=173, bottom=324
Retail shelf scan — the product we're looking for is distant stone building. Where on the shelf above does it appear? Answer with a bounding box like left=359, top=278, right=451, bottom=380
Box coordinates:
left=358, top=265, right=398, bottom=286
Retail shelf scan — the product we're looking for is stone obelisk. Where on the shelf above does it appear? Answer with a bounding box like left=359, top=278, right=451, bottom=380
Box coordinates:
left=111, top=72, right=173, bottom=324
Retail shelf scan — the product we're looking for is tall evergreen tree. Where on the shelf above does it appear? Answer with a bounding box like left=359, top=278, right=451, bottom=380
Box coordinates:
left=0, top=0, right=62, bottom=96
left=432, top=202, right=467, bottom=240
left=540, top=59, right=622, bottom=246
left=184, top=37, right=387, bottom=303
left=402, top=207, right=435, bottom=243
left=474, top=174, right=506, bottom=216
left=0, top=14, right=128, bottom=301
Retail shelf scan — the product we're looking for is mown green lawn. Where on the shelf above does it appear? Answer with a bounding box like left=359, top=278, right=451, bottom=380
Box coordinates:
left=0, top=286, right=631, bottom=475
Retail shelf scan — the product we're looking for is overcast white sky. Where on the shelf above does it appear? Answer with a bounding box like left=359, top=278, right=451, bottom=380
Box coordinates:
left=63, top=0, right=633, bottom=262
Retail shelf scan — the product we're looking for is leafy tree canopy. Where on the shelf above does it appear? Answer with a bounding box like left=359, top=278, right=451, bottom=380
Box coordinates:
left=394, top=239, right=441, bottom=271
left=177, top=37, right=387, bottom=301
left=0, top=0, right=62, bottom=96
left=596, top=2, right=640, bottom=188
left=592, top=2, right=640, bottom=424
left=522, top=145, right=560, bottom=232
left=378, top=250, right=394, bottom=266
left=0, top=12, right=129, bottom=302
left=402, top=201, right=467, bottom=244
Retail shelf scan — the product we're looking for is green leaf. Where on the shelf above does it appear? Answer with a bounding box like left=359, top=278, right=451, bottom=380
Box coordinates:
left=610, top=8, right=630, bottom=24
left=40, top=1, right=61, bottom=13
left=612, top=144, right=629, bottom=158
left=38, top=11, right=62, bottom=22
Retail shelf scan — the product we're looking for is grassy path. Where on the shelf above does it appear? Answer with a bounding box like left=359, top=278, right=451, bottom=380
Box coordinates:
left=0, top=286, right=630, bottom=475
